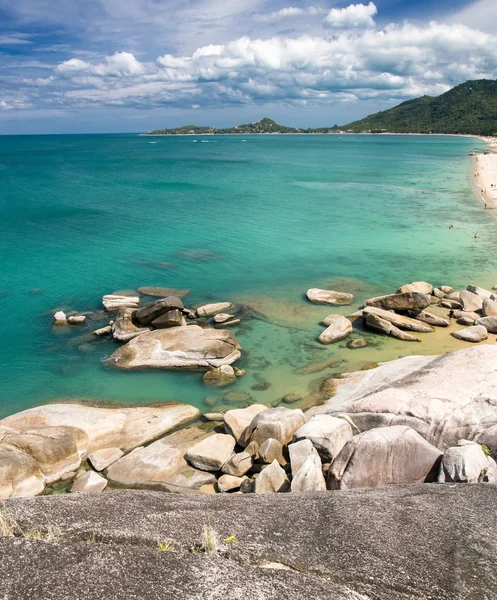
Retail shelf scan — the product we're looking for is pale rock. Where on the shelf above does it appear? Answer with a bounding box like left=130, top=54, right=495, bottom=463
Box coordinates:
left=396, top=281, right=432, bottom=294
left=482, top=299, right=497, bottom=317
left=452, top=310, right=481, bottom=322
left=224, top=405, right=268, bottom=445
left=306, top=288, right=354, bottom=306
left=222, top=319, right=240, bottom=327
left=185, top=433, right=236, bottom=472
left=70, top=470, right=107, bottom=493
left=197, top=302, right=234, bottom=318
left=293, top=415, right=353, bottom=461
left=452, top=325, right=488, bottom=343
left=0, top=403, right=199, bottom=454
left=438, top=440, right=497, bottom=484
left=364, top=313, right=421, bottom=342
left=258, top=438, right=285, bottom=465
left=460, top=290, right=483, bottom=313
left=458, top=317, right=476, bottom=326
left=440, top=300, right=463, bottom=309
left=112, top=307, right=149, bottom=342
left=318, top=315, right=353, bottom=344
left=106, top=428, right=216, bottom=492
left=213, top=313, right=234, bottom=324
left=0, top=447, right=45, bottom=499
left=217, top=474, right=247, bottom=493
left=254, top=460, right=290, bottom=494
left=244, top=441, right=259, bottom=458
left=221, top=452, right=253, bottom=477
left=288, top=439, right=322, bottom=477
left=440, top=285, right=453, bottom=294
left=409, top=309, right=449, bottom=327
left=432, top=288, right=445, bottom=299
left=93, top=325, right=112, bottom=336
left=202, top=365, right=237, bottom=388
left=475, top=316, right=497, bottom=334
left=68, top=315, right=86, bottom=324
left=202, top=413, right=225, bottom=422
left=362, top=306, right=433, bottom=333
left=467, top=285, right=494, bottom=300
left=102, top=294, right=140, bottom=312
left=53, top=311, right=67, bottom=326
left=87, top=447, right=124, bottom=472
left=243, top=407, right=306, bottom=447
left=291, top=456, right=327, bottom=493
left=328, top=426, right=442, bottom=490
left=107, top=326, right=241, bottom=370
left=347, top=338, right=369, bottom=349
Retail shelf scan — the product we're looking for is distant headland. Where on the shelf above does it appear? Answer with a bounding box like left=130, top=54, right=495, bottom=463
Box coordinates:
left=143, top=79, right=497, bottom=137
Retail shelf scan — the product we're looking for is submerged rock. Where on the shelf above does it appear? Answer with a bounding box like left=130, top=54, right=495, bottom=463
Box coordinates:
left=107, top=326, right=241, bottom=370
left=328, top=426, right=442, bottom=490
left=93, top=325, right=112, bottom=336
left=202, top=365, right=237, bottom=388
left=213, top=313, right=234, bottom=324
left=346, top=337, right=369, bottom=349
left=137, top=287, right=190, bottom=298
left=318, top=315, right=353, bottom=344
left=306, top=288, right=354, bottom=306
left=67, top=315, right=86, bottom=324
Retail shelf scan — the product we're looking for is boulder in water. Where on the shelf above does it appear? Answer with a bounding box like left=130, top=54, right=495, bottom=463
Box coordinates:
left=306, top=288, right=354, bottom=306
left=318, top=315, right=353, bottom=344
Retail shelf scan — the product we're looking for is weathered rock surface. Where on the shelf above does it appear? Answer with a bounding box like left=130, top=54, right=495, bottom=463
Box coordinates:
left=306, top=288, right=354, bottom=306
left=364, top=313, right=421, bottom=342
left=312, top=346, right=497, bottom=451
left=288, top=439, right=322, bottom=477
left=482, top=298, right=497, bottom=316
left=346, top=337, right=368, bottom=349
left=408, top=309, right=450, bottom=327
left=460, top=290, right=483, bottom=312
left=452, top=310, right=481, bottom=322
left=106, top=428, right=216, bottom=493
left=242, top=407, right=306, bottom=447
left=293, top=415, right=352, bottom=461
left=202, top=365, right=236, bottom=388
left=467, top=284, right=494, bottom=299
left=221, top=452, right=252, bottom=477
left=363, top=306, right=433, bottom=333
left=0, top=403, right=199, bottom=454
left=67, top=315, right=86, bottom=324
left=291, top=456, right=326, bottom=493
left=134, top=297, right=184, bottom=326
left=107, top=326, right=241, bottom=370
left=70, top=470, right=107, bottom=494
left=457, top=316, right=476, bottom=326
left=318, top=315, right=353, bottom=344
left=102, top=294, right=140, bottom=312
left=87, top=448, right=124, bottom=472
left=112, top=307, right=150, bottom=342
left=53, top=311, right=67, bottom=326
left=396, top=281, right=432, bottom=294
left=258, top=438, right=285, bottom=465
left=1, top=486, right=496, bottom=599
left=185, top=434, right=236, bottom=472
left=0, top=447, right=45, bottom=499
left=364, top=292, right=430, bottom=311
left=451, top=325, right=488, bottom=342
left=0, top=426, right=87, bottom=484
left=438, top=441, right=497, bottom=483
left=475, top=316, right=497, bottom=333
left=328, top=426, right=442, bottom=490
left=217, top=474, right=246, bottom=493
left=197, top=302, right=234, bottom=318
left=223, top=405, right=267, bottom=445
left=93, top=325, right=112, bottom=336
left=254, top=460, right=290, bottom=494
left=151, top=309, right=187, bottom=329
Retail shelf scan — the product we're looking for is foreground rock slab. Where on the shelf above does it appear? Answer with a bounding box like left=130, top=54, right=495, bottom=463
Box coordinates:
left=1, top=486, right=496, bottom=599
left=107, top=326, right=241, bottom=370
left=0, top=403, right=199, bottom=454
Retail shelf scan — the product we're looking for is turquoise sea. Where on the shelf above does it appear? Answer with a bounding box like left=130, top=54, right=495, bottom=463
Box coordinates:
left=0, top=133, right=496, bottom=418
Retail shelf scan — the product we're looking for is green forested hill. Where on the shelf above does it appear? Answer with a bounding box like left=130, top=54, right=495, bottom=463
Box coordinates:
left=344, top=80, right=497, bottom=135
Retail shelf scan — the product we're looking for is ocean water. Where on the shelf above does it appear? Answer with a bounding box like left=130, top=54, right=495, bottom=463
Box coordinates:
left=0, top=133, right=496, bottom=418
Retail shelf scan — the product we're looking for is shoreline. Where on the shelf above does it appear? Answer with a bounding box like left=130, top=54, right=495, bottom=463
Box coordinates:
left=473, top=136, right=497, bottom=210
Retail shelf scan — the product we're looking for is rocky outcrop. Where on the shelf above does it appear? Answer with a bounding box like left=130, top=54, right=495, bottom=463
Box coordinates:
left=0, top=403, right=199, bottom=454
left=328, top=426, right=442, bottom=490
left=106, top=428, right=216, bottom=493
left=134, top=297, right=184, bottom=326
left=306, top=288, right=354, bottom=306
left=363, top=291, right=430, bottom=311
left=106, top=326, right=241, bottom=370
left=151, top=309, right=187, bottom=328
left=460, top=290, right=483, bottom=312
left=312, top=346, right=497, bottom=451
left=364, top=313, right=421, bottom=342
left=318, top=315, right=353, bottom=344
left=438, top=441, right=497, bottom=484
left=362, top=306, right=433, bottom=333
left=221, top=452, right=252, bottom=477
left=288, top=438, right=322, bottom=477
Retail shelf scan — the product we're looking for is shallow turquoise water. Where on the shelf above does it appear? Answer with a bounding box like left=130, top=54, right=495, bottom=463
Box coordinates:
left=0, top=133, right=495, bottom=418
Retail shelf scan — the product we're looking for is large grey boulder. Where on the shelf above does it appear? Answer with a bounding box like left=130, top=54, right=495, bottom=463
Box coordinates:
left=106, top=326, right=241, bottom=370
left=70, top=470, right=108, bottom=494
left=106, top=428, right=216, bottom=493
left=0, top=426, right=87, bottom=484
left=311, top=346, right=497, bottom=451
left=438, top=440, right=497, bottom=483
left=254, top=460, right=290, bottom=494
left=364, top=313, right=421, bottom=342
left=242, top=407, right=306, bottom=447
left=318, top=315, right=353, bottom=344
left=185, top=433, right=236, bottom=472
left=291, top=456, right=326, bottom=493
left=197, top=302, right=234, bottom=317
left=451, top=325, right=488, bottom=342
left=0, top=403, right=199, bottom=454
left=288, top=439, right=322, bottom=477
left=293, top=415, right=353, bottom=461
left=112, top=307, right=149, bottom=342
left=328, top=426, right=442, bottom=490
left=460, top=290, right=483, bottom=313
left=396, top=281, right=432, bottom=294
left=0, top=447, right=45, bottom=499
left=306, top=288, right=354, bottom=306
left=134, top=297, right=184, bottom=326
left=223, top=405, right=268, bottom=445
left=364, top=292, right=430, bottom=311
left=475, top=316, right=497, bottom=333
left=362, top=306, right=433, bottom=333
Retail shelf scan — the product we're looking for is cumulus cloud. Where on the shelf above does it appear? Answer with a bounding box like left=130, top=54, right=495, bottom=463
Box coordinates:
left=7, top=18, right=497, bottom=115
left=324, top=2, right=377, bottom=29
left=255, top=6, right=321, bottom=22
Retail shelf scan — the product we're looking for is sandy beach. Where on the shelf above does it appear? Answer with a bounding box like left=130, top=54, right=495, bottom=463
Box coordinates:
left=474, top=137, right=497, bottom=209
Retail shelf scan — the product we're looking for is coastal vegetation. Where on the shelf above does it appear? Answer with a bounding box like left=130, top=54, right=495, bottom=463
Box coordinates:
left=144, top=79, right=497, bottom=136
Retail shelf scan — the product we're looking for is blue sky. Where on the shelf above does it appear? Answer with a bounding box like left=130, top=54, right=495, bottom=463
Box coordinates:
left=0, top=0, right=496, bottom=133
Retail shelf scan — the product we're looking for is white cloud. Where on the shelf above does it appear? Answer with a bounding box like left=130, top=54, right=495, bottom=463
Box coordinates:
left=0, top=101, right=12, bottom=110
left=56, top=52, right=144, bottom=77
left=324, top=2, right=377, bottom=29
left=255, top=6, right=322, bottom=22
